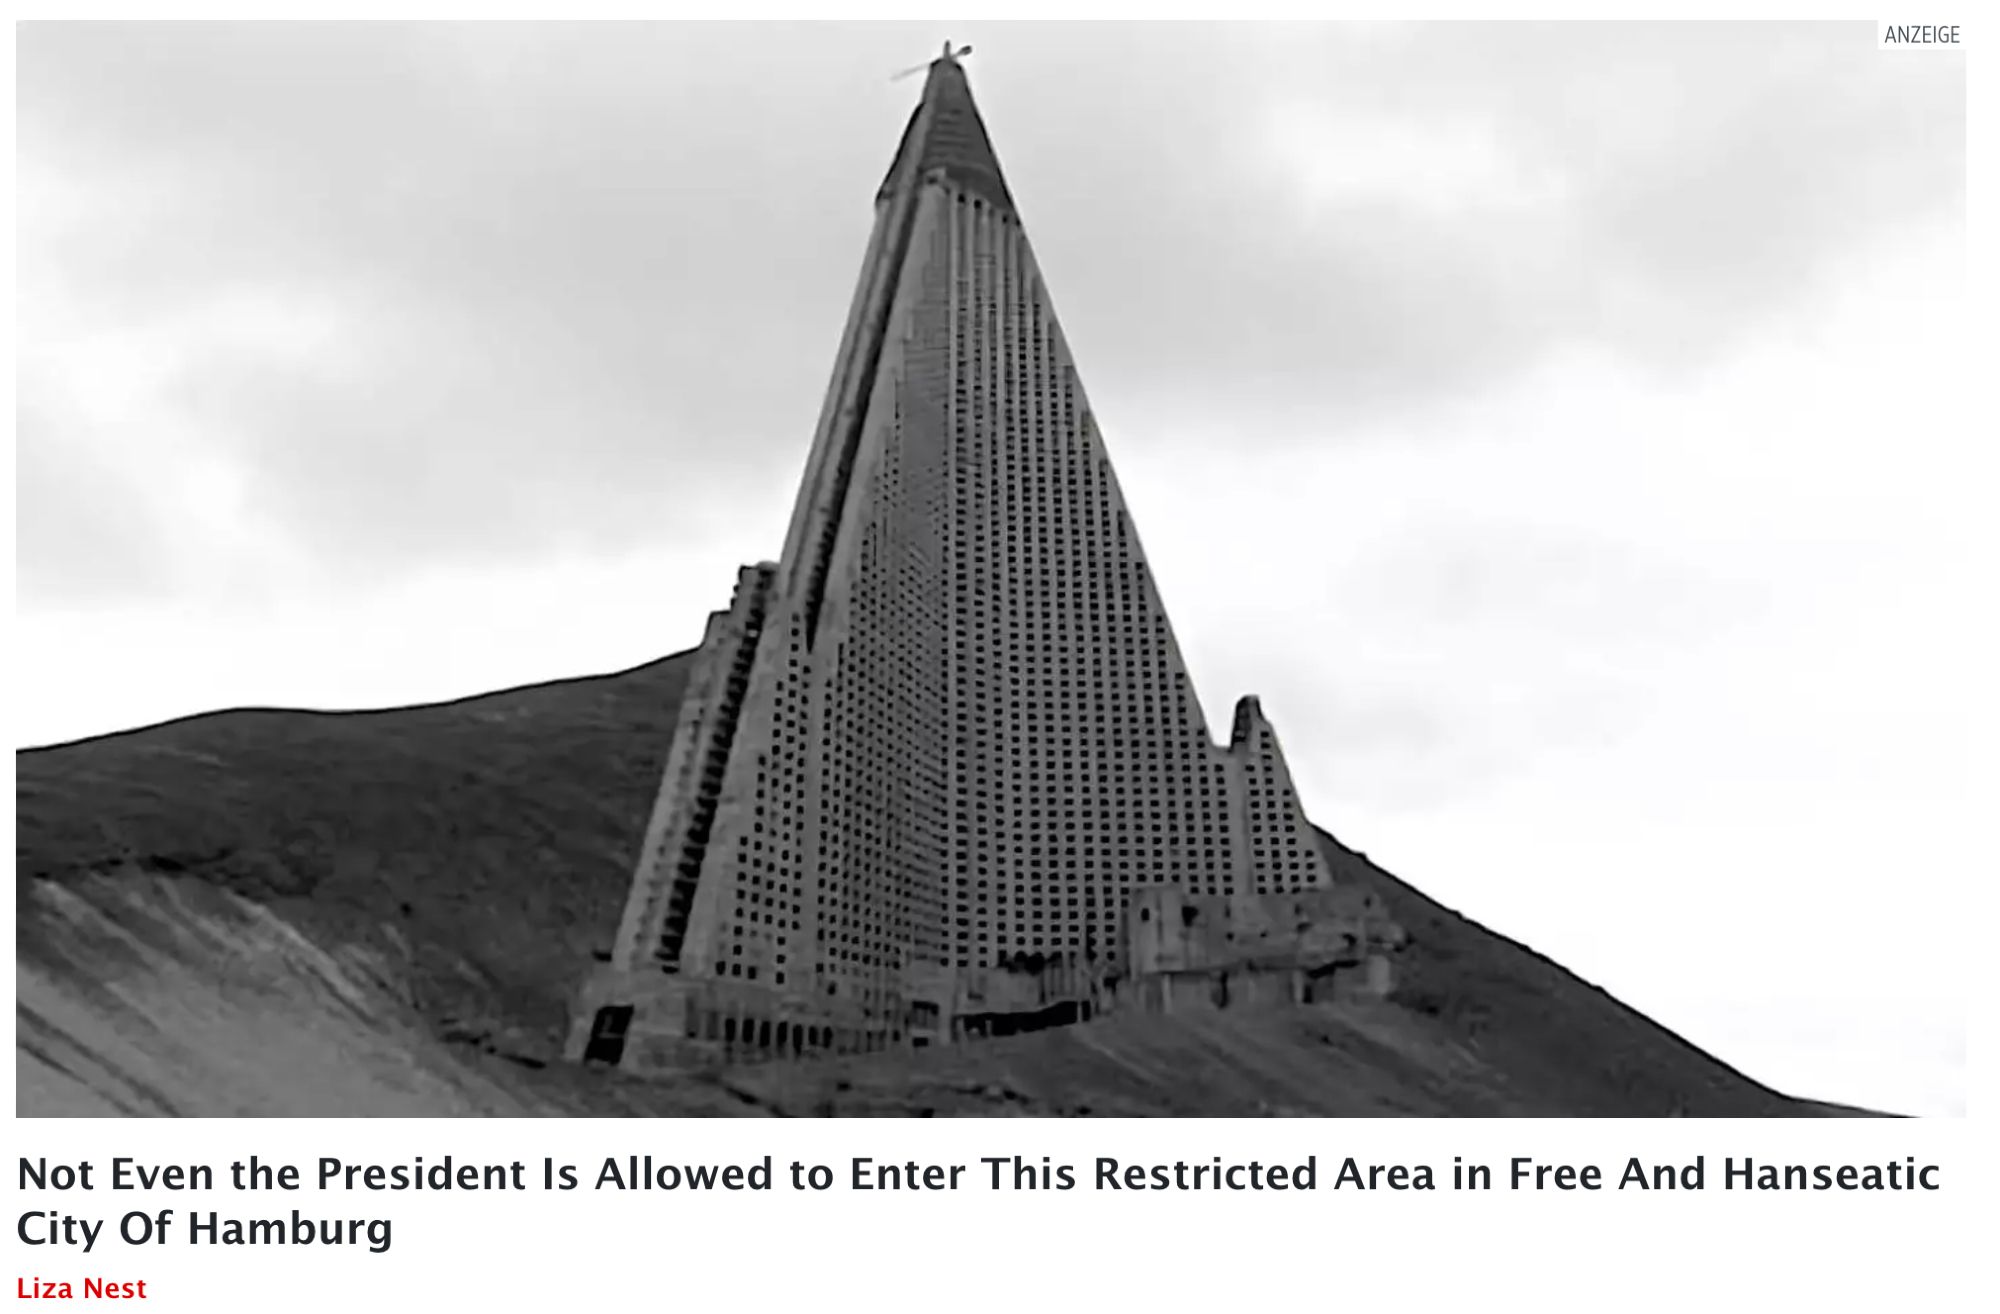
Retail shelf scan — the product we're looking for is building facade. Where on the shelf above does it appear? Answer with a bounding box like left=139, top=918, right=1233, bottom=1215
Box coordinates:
left=1123, top=884, right=1405, bottom=1017
left=567, top=49, right=1337, bottom=1070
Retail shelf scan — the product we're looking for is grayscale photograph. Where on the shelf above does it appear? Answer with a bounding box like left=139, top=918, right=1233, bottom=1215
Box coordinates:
left=14, top=21, right=1970, bottom=1117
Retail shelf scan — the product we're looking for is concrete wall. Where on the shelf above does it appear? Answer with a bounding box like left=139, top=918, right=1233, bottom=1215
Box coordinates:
left=904, top=954, right=1105, bottom=1042
left=1120, top=885, right=1404, bottom=1020
left=1299, top=954, right=1397, bottom=1006
left=568, top=963, right=894, bottom=1073
left=1126, top=885, right=1401, bottom=977
left=1128, top=966, right=1303, bottom=1016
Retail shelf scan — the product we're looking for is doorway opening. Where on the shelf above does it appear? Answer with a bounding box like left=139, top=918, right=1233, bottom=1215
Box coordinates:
left=583, top=1005, right=634, bottom=1065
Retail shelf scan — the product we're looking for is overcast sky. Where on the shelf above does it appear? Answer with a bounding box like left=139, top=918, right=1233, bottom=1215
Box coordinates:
left=15, top=22, right=1974, bottom=1115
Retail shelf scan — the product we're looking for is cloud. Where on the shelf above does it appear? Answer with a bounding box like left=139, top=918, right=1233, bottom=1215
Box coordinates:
left=17, top=23, right=890, bottom=596
left=14, top=389, right=180, bottom=603
left=1025, top=22, right=1964, bottom=434
left=15, top=22, right=1963, bottom=604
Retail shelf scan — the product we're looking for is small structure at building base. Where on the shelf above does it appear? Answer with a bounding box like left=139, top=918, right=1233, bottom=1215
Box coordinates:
left=1120, top=884, right=1407, bottom=1017
left=565, top=883, right=1405, bottom=1071
left=903, top=953, right=1106, bottom=1047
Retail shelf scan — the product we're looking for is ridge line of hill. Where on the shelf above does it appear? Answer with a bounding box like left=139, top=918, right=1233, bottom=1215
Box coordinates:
left=16, top=648, right=1874, bottom=1116
left=16, top=653, right=693, bottom=755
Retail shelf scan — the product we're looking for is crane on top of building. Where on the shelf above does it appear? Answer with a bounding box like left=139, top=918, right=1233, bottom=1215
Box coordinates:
left=891, top=41, right=972, bottom=81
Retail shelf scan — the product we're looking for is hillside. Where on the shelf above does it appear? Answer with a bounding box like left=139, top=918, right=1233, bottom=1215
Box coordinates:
left=17, top=652, right=1837, bottom=1116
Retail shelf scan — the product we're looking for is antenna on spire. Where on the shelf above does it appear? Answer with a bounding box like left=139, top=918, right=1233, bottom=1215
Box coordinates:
left=890, top=41, right=973, bottom=82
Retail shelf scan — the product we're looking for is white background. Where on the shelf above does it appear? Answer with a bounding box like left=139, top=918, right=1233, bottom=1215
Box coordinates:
left=3, top=1119, right=1987, bottom=1311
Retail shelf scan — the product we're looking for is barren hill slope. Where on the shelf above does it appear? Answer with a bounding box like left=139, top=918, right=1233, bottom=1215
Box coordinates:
left=16, top=653, right=1836, bottom=1116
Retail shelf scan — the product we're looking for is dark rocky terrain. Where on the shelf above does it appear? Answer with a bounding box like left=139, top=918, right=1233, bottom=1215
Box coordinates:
left=16, top=652, right=1856, bottom=1116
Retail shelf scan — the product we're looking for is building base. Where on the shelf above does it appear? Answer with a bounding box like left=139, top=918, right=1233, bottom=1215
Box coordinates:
left=565, top=966, right=891, bottom=1073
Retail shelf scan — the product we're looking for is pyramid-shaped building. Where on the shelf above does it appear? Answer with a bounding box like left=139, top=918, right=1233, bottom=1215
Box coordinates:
left=567, top=49, right=1336, bottom=1068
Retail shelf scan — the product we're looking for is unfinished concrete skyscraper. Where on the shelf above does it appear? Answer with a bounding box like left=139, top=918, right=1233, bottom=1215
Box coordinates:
left=566, top=48, right=1334, bottom=1069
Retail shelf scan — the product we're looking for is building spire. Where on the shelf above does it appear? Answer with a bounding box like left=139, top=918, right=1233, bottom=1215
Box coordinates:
left=877, top=40, right=1012, bottom=214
